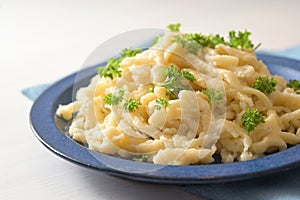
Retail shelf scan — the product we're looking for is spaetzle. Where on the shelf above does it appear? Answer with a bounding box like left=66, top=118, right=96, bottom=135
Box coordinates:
left=56, top=26, right=300, bottom=165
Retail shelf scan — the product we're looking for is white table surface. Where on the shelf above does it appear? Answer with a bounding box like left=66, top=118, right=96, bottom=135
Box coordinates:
left=1, top=0, right=300, bottom=199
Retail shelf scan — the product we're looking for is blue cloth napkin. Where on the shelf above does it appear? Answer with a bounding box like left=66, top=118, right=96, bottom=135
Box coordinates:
left=23, top=45, right=300, bottom=200
left=22, top=83, right=50, bottom=101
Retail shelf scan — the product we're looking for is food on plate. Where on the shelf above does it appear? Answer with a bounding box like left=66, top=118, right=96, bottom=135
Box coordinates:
left=56, top=24, right=300, bottom=165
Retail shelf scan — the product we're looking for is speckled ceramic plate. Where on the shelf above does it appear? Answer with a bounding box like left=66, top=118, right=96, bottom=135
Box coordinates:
left=30, top=53, right=300, bottom=184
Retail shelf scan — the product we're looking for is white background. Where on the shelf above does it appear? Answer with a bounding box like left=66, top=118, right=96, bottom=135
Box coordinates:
left=1, top=0, right=300, bottom=199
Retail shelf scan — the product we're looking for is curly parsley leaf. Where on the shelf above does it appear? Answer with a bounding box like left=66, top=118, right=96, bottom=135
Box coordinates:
left=172, top=30, right=260, bottom=52
left=229, top=31, right=252, bottom=49
left=149, top=86, right=155, bottom=93
left=173, top=35, right=202, bottom=55
left=98, top=58, right=121, bottom=79
left=98, top=48, right=142, bottom=79
left=203, top=88, right=224, bottom=104
left=120, top=48, right=142, bottom=59
left=123, top=99, right=141, bottom=112
left=167, top=23, right=181, bottom=32
left=151, top=34, right=162, bottom=46
left=153, top=22, right=181, bottom=46
left=184, top=33, right=226, bottom=49
left=132, top=154, right=148, bottom=162
left=159, top=65, right=193, bottom=99
left=287, top=79, right=300, bottom=91
left=182, top=70, right=196, bottom=82
left=104, top=89, right=125, bottom=106
left=253, top=76, right=277, bottom=94
left=155, top=98, right=170, bottom=110
left=228, top=30, right=261, bottom=51
left=241, top=108, right=265, bottom=132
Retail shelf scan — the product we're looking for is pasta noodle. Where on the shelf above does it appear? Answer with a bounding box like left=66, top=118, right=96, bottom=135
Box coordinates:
left=56, top=29, right=300, bottom=165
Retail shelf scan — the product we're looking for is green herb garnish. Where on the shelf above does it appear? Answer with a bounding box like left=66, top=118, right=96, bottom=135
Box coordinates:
left=253, top=76, right=277, bottom=94
left=132, top=154, right=148, bottom=162
left=123, top=99, right=141, bottom=112
left=184, top=33, right=226, bottom=49
left=120, top=48, right=142, bottom=59
left=149, top=86, right=154, bottom=93
left=155, top=98, right=170, bottom=110
left=173, top=34, right=202, bottom=55
left=241, top=108, right=265, bottom=132
left=98, top=58, right=121, bottom=79
left=203, top=88, right=224, bottom=104
left=182, top=70, right=196, bottom=82
left=287, top=79, right=300, bottom=91
left=159, top=65, right=193, bottom=99
left=98, top=48, right=142, bottom=79
left=173, top=30, right=260, bottom=52
left=152, top=34, right=162, bottom=46
left=167, top=23, right=181, bottom=32
left=153, top=22, right=181, bottom=46
left=228, top=30, right=261, bottom=51
left=104, top=89, right=125, bottom=106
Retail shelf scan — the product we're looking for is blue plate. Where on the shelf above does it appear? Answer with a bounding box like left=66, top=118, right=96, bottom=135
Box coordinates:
left=30, top=53, right=300, bottom=184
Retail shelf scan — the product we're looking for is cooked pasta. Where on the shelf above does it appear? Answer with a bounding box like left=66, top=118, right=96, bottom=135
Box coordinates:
left=56, top=27, right=300, bottom=165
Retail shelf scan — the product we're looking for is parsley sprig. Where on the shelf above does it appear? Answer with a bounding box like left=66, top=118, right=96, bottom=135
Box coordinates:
left=98, top=48, right=142, bottom=79
left=287, top=79, right=300, bottom=92
left=172, top=29, right=260, bottom=52
left=149, top=86, right=154, bottom=93
left=182, top=70, right=196, bottom=82
left=173, top=34, right=203, bottom=55
left=120, top=48, right=142, bottom=58
left=123, top=99, right=141, bottom=112
left=184, top=33, right=226, bottom=49
left=241, top=108, right=265, bottom=132
left=152, top=23, right=180, bottom=46
left=252, top=76, right=277, bottom=94
left=98, top=58, right=121, bottom=79
left=155, top=98, right=170, bottom=110
left=159, top=65, right=195, bottom=99
left=153, top=23, right=260, bottom=52
left=132, top=154, right=148, bottom=162
left=203, top=88, right=224, bottom=104
left=104, top=89, right=125, bottom=106
left=151, top=34, right=162, bottom=46
left=228, top=30, right=260, bottom=51
left=167, top=23, right=181, bottom=32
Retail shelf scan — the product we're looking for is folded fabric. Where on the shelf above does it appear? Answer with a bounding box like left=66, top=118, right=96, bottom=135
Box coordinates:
left=23, top=44, right=300, bottom=200
left=179, top=165, right=300, bottom=200
left=22, top=83, right=50, bottom=101
left=266, top=44, right=300, bottom=60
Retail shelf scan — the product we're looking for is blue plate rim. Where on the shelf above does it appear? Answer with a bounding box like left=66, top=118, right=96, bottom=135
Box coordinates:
left=29, top=53, right=300, bottom=184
